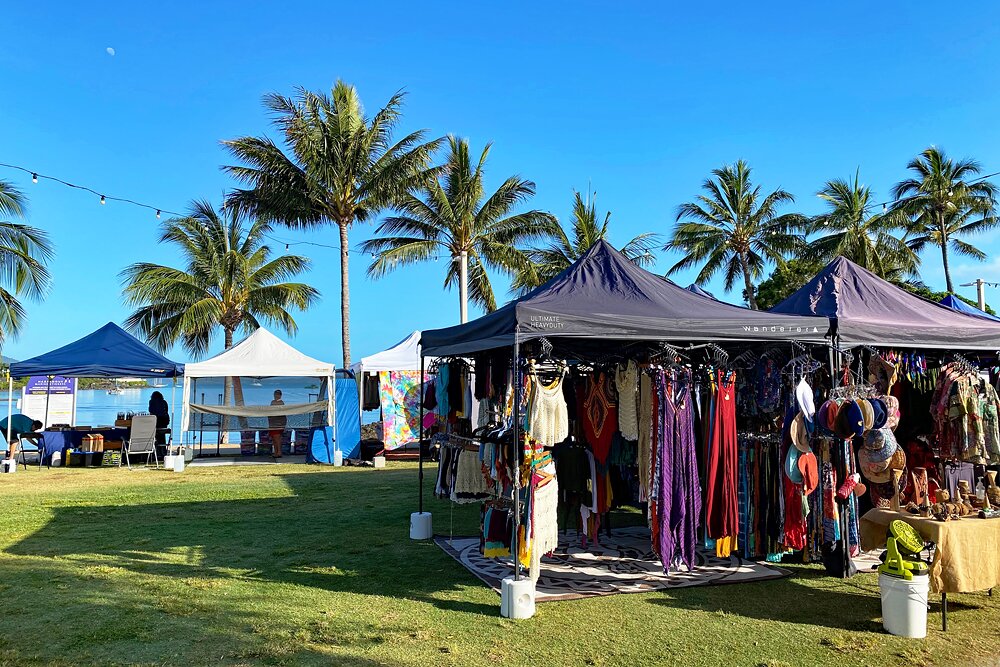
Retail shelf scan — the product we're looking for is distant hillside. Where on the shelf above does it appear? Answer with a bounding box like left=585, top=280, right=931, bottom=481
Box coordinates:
left=2, top=356, right=18, bottom=365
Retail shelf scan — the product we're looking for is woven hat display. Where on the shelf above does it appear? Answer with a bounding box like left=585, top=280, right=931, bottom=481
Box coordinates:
left=859, top=447, right=893, bottom=483
left=862, top=428, right=898, bottom=461
left=882, top=395, right=901, bottom=430
left=790, top=413, right=812, bottom=453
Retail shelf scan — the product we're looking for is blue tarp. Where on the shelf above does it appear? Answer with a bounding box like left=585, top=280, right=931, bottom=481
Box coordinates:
left=10, top=322, right=184, bottom=378
left=335, top=375, right=361, bottom=459
left=939, top=294, right=1000, bottom=322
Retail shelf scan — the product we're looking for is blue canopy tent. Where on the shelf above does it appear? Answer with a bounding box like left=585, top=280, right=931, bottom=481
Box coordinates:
left=9, top=322, right=184, bottom=378
left=6, top=322, right=184, bottom=449
left=939, top=294, right=1000, bottom=323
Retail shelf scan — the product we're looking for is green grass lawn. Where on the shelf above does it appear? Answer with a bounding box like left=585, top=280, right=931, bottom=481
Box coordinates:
left=0, top=463, right=996, bottom=666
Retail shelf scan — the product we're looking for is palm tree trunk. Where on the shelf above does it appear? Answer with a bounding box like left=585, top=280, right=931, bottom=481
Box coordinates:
left=459, top=250, right=469, bottom=323
left=740, top=255, right=759, bottom=310
left=222, top=327, right=234, bottom=441
left=338, top=220, right=351, bottom=368
left=940, top=228, right=954, bottom=294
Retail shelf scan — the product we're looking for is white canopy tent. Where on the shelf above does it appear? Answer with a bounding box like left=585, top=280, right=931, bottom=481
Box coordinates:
left=350, top=331, right=433, bottom=417
left=180, top=328, right=337, bottom=438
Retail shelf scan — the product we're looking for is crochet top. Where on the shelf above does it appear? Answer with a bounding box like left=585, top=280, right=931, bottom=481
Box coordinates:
left=529, top=374, right=569, bottom=447
left=615, top=360, right=640, bottom=441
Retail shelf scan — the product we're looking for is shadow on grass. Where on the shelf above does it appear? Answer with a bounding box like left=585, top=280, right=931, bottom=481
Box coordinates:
left=4, top=467, right=495, bottom=617
left=648, top=564, right=890, bottom=632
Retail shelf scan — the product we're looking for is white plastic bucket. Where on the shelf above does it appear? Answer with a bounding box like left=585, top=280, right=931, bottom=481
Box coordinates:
left=172, top=455, right=185, bottom=472
left=332, top=450, right=343, bottom=467
left=879, top=572, right=929, bottom=638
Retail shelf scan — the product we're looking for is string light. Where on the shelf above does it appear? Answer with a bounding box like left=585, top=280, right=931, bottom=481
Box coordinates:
left=0, top=161, right=184, bottom=219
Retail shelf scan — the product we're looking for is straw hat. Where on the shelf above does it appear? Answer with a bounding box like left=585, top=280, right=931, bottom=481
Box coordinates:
left=859, top=447, right=893, bottom=483
left=882, top=395, right=900, bottom=430
left=790, top=413, right=812, bottom=453
left=798, top=451, right=819, bottom=495
left=863, top=428, right=898, bottom=461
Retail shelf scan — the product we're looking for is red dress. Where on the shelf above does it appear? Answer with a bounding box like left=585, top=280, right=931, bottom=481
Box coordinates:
left=580, top=372, right=618, bottom=465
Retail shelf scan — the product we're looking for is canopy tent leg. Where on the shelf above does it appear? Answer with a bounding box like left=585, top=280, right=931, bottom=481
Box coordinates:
left=6, top=375, right=12, bottom=459
left=512, top=331, right=522, bottom=582
left=410, top=354, right=432, bottom=540
left=170, top=377, right=177, bottom=450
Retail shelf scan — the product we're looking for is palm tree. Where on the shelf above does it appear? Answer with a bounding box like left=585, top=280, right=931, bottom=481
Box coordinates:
left=359, top=136, right=558, bottom=318
left=513, top=189, right=660, bottom=292
left=0, top=180, right=53, bottom=347
left=665, top=160, right=804, bottom=309
left=121, top=200, right=320, bottom=415
left=891, top=146, right=998, bottom=293
left=223, top=81, right=440, bottom=367
left=807, top=171, right=918, bottom=280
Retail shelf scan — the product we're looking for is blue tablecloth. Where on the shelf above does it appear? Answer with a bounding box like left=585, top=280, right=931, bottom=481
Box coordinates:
left=38, top=429, right=129, bottom=465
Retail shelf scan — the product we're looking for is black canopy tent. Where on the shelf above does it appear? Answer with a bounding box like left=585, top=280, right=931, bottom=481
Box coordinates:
left=770, top=256, right=1000, bottom=350
left=416, top=241, right=833, bottom=586
left=421, top=240, right=828, bottom=357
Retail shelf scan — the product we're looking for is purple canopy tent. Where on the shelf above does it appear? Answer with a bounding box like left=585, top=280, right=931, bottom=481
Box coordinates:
left=770, top=257, right=1000, bottom=349
left=421, top=240, right=827, bottom=356
left=416, top=241, right=830, bottom=589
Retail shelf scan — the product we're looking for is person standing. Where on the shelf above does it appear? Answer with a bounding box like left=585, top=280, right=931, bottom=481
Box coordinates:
left=148, top=391, right=171, bottom=457
left=268, top=390, right=286, bottom=458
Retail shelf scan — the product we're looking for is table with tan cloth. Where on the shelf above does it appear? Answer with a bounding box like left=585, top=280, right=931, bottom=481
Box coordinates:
left=860, top=508, right=1000, bottom=594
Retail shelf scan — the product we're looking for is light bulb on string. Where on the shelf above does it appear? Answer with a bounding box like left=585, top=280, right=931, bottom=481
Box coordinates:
left=100, top=195, right=106, bottom=205
left=285, top=244, right=290, bottom=251
left=156, top=210, right=161, bottom=219
left=31, top=173, right=37, bottom=183
left=882, top=204, right=887, bottom=213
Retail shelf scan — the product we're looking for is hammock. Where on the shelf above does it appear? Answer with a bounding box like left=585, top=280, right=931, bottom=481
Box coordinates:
left=188, top=401, right=327, bottom=418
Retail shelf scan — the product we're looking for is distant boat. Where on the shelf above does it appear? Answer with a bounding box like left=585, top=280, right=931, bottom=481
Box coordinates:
left=108, top=379, right=124, bottom=395
left=150, top=381, right=166, bottom=388
left=252, top=379, right=263, bottom=387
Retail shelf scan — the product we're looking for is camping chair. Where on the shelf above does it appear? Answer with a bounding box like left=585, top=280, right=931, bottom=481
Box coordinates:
left=122, top=415, right=159, bottom=469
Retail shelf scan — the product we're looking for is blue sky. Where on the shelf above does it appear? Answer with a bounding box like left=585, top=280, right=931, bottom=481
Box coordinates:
left=3, top=1, right=1000, bottom=364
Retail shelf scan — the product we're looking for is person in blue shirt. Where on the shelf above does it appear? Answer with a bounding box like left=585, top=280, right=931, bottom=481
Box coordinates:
left=0, top=414, right=43, bottom=460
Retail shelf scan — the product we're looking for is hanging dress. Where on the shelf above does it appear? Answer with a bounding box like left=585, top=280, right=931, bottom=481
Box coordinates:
left=581, top=372, right=618, bottom=465
left=615, top=360, right=640, bottom=441
left=528, top=373, right=569, bottom=447
left=706, top=370, right=738, bottom=557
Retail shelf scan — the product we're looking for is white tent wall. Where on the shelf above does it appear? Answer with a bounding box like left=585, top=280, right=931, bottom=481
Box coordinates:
left=350, top=331, right=436, bottom=422
left=180, top=329, right=337, bottom=449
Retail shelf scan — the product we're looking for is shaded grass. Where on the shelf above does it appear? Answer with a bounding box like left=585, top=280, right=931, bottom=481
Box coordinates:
left=0, top=463, right=995, bottom=666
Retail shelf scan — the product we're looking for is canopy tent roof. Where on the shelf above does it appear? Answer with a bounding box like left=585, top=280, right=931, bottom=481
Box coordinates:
left=9, top=322, right=184, bottom=378
left=421, top=240, right=828, bottom=356
left=939, top=294, right=1000, bottom=323
left=349, top=331, right=424, bottom=375
left=183, top=328, right=335, bottom=378
left=685, top=283, right=719, bottom=301
left=770, top=256, right=1000, bottom=349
